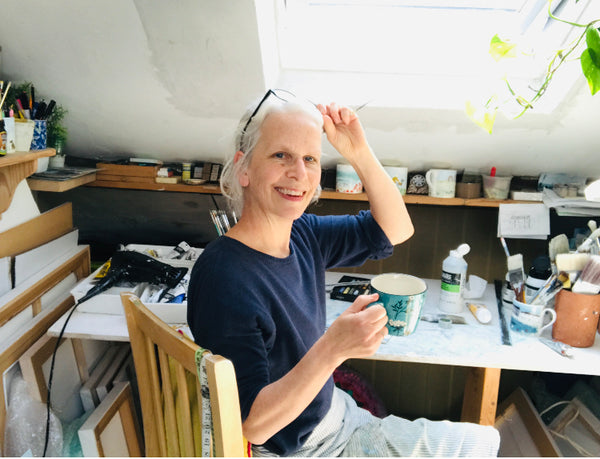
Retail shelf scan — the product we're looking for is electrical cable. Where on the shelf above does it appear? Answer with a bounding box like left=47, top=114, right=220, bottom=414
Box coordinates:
left=42, top=298, right=82, bottom=457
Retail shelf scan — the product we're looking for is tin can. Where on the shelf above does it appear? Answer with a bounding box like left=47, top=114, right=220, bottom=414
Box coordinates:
left=182, top=162, right=192, bottom=181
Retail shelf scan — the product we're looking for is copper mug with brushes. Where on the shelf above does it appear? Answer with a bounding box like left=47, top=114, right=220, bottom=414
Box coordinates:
left=552, top=255, right=600, bottom=347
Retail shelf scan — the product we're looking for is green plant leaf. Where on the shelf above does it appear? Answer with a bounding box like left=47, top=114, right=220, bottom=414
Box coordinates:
left=489, top=34, right=517, bottom=62
left=586, top=26, right=600, bottom=54
left=465, top=101, right=496, bottom=134
left=581, top=28, right=600, bottom=96
left=581, top=48, right=600, bottom=95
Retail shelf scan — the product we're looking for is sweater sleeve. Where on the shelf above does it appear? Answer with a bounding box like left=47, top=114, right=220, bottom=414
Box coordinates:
left=301, top=210, right=394, bottom=269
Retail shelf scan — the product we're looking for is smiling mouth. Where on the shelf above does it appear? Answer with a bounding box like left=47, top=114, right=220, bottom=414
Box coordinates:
left=275, top=187, right=306, bottom=198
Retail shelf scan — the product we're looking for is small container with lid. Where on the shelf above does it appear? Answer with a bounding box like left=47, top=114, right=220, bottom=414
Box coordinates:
left=524, top=255, right=552, bottom=303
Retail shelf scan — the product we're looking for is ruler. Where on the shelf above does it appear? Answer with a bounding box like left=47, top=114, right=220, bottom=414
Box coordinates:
left=494, top=279, right=512, bottom=346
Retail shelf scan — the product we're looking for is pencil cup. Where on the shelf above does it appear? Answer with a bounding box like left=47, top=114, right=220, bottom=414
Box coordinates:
left=14, top=120, right=35, bottom=152
left=552, top=289, right=600, bottom=347
left=31, top=120, right=47, bottom=150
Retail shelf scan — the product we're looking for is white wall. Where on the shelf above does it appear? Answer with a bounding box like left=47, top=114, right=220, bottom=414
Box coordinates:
left=1, top=0, right=599, bottom=178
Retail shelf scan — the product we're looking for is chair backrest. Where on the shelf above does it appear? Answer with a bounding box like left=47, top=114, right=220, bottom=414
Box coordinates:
left=120, top=292, right=245, bottom=457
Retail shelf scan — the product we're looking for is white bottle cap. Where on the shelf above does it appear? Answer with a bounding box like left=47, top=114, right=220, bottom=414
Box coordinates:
left=476, top=307, right=492, bottom=324
left=450, top=243, right=470, bottom=258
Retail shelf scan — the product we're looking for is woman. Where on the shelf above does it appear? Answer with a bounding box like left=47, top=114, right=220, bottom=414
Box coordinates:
left=187, top=91, right=499, bottom=457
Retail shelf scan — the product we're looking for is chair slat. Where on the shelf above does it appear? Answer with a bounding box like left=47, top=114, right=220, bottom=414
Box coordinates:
left=121, top=292, right=245, bottom=457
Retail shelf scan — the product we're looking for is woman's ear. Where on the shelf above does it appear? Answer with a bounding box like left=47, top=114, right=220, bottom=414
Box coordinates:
left=234, top=150, right=250, bottom=187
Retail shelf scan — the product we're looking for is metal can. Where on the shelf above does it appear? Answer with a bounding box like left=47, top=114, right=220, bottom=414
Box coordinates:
left=182, top=162, right=192, bottom=181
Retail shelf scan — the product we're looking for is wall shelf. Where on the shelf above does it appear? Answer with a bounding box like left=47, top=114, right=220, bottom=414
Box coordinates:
left=0, top=149, right=55, bottom=217
left=82, top=177, right=530, bottom=208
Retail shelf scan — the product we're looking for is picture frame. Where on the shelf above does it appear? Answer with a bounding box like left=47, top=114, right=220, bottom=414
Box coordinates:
left=78, top=381, right=143, bottom=457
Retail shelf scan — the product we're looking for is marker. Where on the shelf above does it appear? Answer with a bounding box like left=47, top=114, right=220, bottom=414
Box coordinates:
left=490, top=167, right=496, bottom=177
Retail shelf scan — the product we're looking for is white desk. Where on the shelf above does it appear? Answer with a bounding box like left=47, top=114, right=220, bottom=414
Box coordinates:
left=326, top=272, right=600, bottom=425
left=50, top=272, right=600, bottom=425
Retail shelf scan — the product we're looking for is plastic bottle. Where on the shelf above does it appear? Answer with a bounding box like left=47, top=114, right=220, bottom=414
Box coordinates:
left=439, top=243, right=470, bottom=313
left=524, top=255, right=552, bottom=303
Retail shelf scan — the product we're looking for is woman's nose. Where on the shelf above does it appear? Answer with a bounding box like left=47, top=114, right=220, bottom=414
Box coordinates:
left=287, top=157, right=307, bottom=180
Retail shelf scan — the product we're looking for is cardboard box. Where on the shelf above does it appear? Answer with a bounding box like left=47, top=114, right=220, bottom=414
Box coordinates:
left=71, top=244, right=201, bottom=324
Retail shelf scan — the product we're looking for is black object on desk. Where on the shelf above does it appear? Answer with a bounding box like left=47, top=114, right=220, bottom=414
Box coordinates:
left=330, top=275, right=370, bottom=302
left=495, top=279, right=512, bottom=345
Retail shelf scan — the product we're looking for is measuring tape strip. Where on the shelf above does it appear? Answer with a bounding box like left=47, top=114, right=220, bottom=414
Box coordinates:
left=195, top=348, right=215, bottom=457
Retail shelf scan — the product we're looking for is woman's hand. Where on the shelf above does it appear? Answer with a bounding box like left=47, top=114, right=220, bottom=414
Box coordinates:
left=322, top=293, right=389, bottom=364
left=317, top=102, right=370, bottom=164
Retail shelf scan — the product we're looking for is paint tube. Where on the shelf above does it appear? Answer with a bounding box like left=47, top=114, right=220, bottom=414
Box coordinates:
left=467, top=303, right=492, bottom=324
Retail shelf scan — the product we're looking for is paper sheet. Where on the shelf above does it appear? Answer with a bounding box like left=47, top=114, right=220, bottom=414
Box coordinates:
left=497, top=203, right=550, bottom=240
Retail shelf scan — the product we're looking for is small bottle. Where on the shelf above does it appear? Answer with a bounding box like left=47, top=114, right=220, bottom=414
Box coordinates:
left=524, top=255, right=552, bottom=303
left=439, top=243, right=470, bottom=313
left=182, top=162, right=192, bottom=182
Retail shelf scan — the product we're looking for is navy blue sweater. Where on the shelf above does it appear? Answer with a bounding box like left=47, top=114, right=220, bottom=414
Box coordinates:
left=187, top=211, right=392, bottom=456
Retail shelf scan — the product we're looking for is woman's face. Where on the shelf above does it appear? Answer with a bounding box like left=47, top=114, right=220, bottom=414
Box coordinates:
left=239, top=110, right=322, bottom=222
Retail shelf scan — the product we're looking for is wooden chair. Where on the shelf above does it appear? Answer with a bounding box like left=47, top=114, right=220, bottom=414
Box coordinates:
left=120, top=292, right=245, bottom=457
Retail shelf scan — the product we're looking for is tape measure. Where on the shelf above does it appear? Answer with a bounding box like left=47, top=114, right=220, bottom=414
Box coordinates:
left=195, top=348, right=215, bottom=457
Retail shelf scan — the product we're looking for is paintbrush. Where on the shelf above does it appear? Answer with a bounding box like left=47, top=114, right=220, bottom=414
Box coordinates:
left=499, top=237, right=510, bottom=257
left=548, top=234, right=570, bottom=272
left=530, top=271, right=569, bottom=305
left=572, top=255, right=600, bottom=294
left=575, top=228, right=600, bottom=254
left=507, top=254, right=525, bottom=302
left=555, top=252, right=590, bottom=288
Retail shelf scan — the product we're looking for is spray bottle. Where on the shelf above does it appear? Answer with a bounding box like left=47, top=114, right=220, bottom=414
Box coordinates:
left=439, top=243, right=470, bottom=313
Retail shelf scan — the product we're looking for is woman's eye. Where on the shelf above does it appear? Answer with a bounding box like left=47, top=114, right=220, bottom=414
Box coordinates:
left=305, top=156, right=318, bottom=164
left=274, top=152, right=286, bottom=159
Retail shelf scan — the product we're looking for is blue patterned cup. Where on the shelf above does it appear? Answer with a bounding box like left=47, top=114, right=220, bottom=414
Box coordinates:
left=31, top=120, right=47, bottom=150
left=369, top=273, right=427, bottom=336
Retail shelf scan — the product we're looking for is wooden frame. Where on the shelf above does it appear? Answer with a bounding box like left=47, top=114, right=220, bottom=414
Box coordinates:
left=549, top=397, right=600, bottom=457
left=78, top=381, right=143, bottom=457
left=0, top=245, right=90, bottom=450
left=0, top=203, right=73, bottom=259
left=495, top=387, right=561, bottom=457
left=80, top=343, right=123, bottom=412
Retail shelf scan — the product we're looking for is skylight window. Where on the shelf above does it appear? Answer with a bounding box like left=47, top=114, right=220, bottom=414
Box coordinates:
left=259, top=0, right=598, bottom=112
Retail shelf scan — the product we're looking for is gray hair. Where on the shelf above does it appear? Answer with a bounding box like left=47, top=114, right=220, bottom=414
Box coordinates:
left=220, top=93, right=324, bottom=216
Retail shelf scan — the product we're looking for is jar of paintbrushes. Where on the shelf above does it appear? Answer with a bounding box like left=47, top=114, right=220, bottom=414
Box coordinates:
left=552, top=253, right=600, bottom=347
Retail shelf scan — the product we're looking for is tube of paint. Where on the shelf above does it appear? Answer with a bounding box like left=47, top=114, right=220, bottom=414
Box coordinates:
left=467, top=303, right=492, bottom=324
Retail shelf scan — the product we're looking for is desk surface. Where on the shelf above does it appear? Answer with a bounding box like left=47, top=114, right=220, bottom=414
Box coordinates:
left=49, top=272, right=600, bottom=376
left=325, top=273, right=600, bottom=376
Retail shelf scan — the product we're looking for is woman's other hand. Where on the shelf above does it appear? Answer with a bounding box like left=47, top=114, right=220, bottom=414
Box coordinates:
left=317, top=102, right=369, bottom=164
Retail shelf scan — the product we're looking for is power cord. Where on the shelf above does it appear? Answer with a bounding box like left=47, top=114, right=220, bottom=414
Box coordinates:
left=42, top=299, right=82, bottom=457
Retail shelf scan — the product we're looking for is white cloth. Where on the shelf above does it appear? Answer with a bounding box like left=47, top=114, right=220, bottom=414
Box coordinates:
left=253, top=387, right=500, bottom=457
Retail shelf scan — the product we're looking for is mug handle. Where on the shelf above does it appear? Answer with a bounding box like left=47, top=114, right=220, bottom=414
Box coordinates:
left=425, top=170, right=434, bottom=190
left=539, top=308, right=557, bottom=333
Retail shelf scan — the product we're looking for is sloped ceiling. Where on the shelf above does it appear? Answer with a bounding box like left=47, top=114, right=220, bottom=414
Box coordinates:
left=1, top=0, right=600, bottom=177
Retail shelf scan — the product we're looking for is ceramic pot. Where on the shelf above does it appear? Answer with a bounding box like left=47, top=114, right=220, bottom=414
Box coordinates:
left=552, top=289, right=600, bottom=348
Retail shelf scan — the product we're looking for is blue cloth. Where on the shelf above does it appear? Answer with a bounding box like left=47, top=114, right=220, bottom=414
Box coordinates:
left=187, top=211, right=392, bottom=456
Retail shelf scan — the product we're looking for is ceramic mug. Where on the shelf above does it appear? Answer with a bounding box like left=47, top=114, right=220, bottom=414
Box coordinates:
left=510, top=299, right=556, bottom=336
left=383, top=166, right=408, bottom=195
left=369, top=273, right=427, bottom=336
left=425, top=169, right=457, bottom=198
left=336, top=164, right=363, bottom=194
